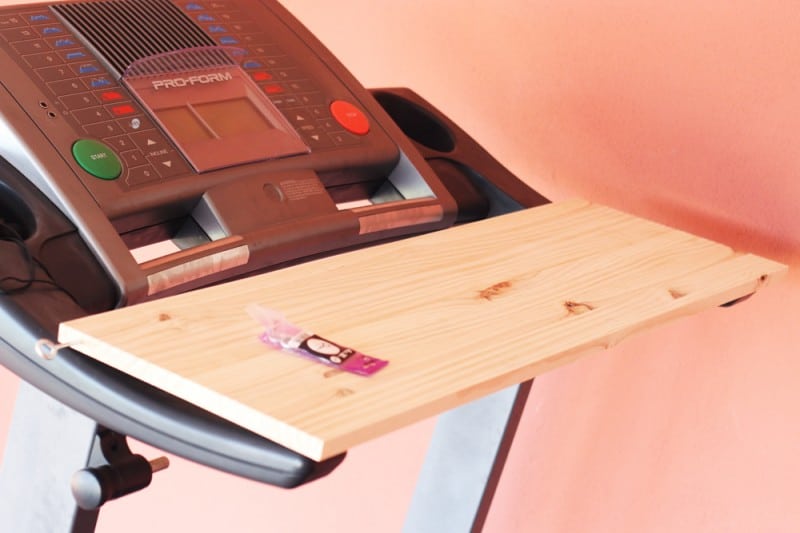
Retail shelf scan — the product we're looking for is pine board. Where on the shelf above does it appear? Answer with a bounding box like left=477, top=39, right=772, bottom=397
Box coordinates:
left=57, top=199, right=788, bottom=460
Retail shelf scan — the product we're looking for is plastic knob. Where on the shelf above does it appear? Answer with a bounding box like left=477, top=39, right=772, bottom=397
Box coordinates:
left=71, top=455, right=169, bottom=510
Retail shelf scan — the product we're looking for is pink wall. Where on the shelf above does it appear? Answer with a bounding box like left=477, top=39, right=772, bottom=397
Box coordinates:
left=3, top=0, right=800, bottom=531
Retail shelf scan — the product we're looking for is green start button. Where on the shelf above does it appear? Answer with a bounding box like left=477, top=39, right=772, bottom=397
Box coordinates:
left=72, top=139, right=122, bottom=180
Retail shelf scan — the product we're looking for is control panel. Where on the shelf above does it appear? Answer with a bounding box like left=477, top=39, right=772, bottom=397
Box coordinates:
left=0, top=0, right=457, bottom=303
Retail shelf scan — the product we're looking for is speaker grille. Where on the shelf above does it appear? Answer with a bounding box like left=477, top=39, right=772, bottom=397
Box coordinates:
left=51, top=0, right=216, bottom=77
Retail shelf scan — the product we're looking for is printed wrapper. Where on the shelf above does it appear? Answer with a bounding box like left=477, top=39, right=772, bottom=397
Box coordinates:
left=247, top=304, right=388, bottom=377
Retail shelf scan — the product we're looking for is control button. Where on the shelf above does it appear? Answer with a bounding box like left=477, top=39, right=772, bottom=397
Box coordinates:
left=262, top=83, right=284, bottom=95
left=76, top=63, right=100, bottom=75
left=208, top=25, right=226, bottom=33
left=330, top=100, right=370, bottom=135
left=110, top=103, right=136, bottom=117
left=286, top=80, right=316, bottom=92
left=48, top=78, right=86, bottom=95
left=147, top=152, right=189, bottom=178
left=218, top=36, right=238, bottom=45
left=117, top=116, right=154, bottom=134
left=230, top=21, right=258, bottom=33
left=288, top=110, right=313, bottom=127
left=238, top=33, right=266, bottom=46
left=121, top=149, right=146, bottom=167
left=104, top=134, right=135, bottom=152
left=304, top=131, right=333, bottom=149
left=248, top=43, right=282, bottom=56
left=126, top=165, right=160, bottom=187
left=242, top=59, right=263, bottom=69
left=83, top=121, right=123, bottom=138
left=1, top=27, right=38, bottom=42
left=26, top=52, right=63, bottom=69
left=72, top=106, right=112, bottom=124
left=0, top=15, right=26, bottom=28
left=262, top=56, right=290, bottom=67
left=28, top=13, right=52, bottom=23
left=316, top=118, right=338, bottom=131
left=129, top=130, right=168, bottom=152
left=12, top=39, right=48, bottom=54
left=251, top=71, right=271, bottom=82
left=272, top=67, right=299, bottom=80
left=99, top=90, right=125, bottom=102
left=39, top=26, right=63, bottom=36
left=36, top=64, right=72, bottom=82
left=51, top=37, right=78, bottom=48
left=185, top=3, right=205, bottom=10
left=269, top=95, right=299, bottom=108
left=329, top=131, right=360, bottom=146
left=308, top=106, right=331, bottom=120
left=61, top=50, right=88, bottom=61
left=87, top=76, right=113, bottom=89
left=297, top=93, right=324, bottom=106
left=72, top=139, right=122, bottom=180
left=196, top=14, right=215, bottom=22
left=32, top=61, right=69, bottom=81
left=60, top=92, right=99, bottom=109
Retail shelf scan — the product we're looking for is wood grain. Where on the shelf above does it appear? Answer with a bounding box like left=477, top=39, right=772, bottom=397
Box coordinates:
left=57, top=199, right=788, bottom=460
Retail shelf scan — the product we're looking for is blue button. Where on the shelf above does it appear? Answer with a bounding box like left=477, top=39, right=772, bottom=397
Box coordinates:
left=197, top=14, right=214, bottom=21
left=185, top=3, right=204, bottom=10
left=219, top=36, right=238, bottom=45
left=90, top=77, right=112, bottom=88
left=29, top=14, right=50, bottom=22
left=242, top=60, right=263, bottom=69
left=66, top=51, right=87, bottom=60
left=42, top=26, right=63, bottom=35
left=79, top=64, right=99, bottom=74
left=54, top=38, right=76, bottom=47
left=208, top=25, right=226, bottom=33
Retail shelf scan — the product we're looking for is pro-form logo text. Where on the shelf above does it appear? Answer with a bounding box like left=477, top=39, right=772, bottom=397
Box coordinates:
left=151, top=72, right=233, bottom=90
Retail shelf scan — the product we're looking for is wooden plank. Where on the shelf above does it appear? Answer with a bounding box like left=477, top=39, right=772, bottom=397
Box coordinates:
left=57, top=199, right=788, bottom=460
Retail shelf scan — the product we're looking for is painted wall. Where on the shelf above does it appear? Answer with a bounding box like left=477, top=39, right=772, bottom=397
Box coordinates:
left=2, top=0, right=800, bottom=531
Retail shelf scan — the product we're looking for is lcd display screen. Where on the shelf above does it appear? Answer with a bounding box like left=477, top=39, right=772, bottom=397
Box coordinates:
left=156, top=98, right=275, bottom=146
left=156, top=106, right=213, bottom=144
left=125, top=59, right=309, bottom=172
left=195, top=98, right=274, bottom=138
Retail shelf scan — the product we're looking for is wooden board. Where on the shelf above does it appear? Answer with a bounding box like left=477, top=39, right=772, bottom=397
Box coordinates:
left=57, top=199, right=788, bottom=460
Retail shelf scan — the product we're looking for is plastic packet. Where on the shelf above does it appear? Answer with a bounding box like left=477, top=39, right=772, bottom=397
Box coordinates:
left=247, top=304, right=388, bottom=376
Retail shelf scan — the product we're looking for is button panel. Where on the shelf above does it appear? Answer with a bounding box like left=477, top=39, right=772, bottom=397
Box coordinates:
left=0, top=7, right=189, bottom=188
left=0, top=1, right=375, bottom=190
left=179, top=1, right=368, bottom=150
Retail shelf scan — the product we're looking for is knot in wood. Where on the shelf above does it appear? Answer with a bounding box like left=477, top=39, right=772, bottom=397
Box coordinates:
left=564, top=300, right=594, bottom=315
left=479, top=281, right=512, bottom=301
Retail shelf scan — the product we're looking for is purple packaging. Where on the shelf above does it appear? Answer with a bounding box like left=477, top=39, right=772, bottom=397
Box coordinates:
left=247, top=304, right=388, bottom=377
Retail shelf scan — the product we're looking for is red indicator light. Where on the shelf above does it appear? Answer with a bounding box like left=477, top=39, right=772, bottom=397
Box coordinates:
left=252, top=71, right=272, bottom=82
left=111, top=104, right=136, bottom=116
left=100, top=91, right=124, bottom=102
left=263, top=84, right=284, bottom=94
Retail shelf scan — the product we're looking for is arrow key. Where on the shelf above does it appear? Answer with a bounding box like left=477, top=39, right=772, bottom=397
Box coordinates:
left=303, top=130, right=333, bottom=150
left=129, top=130, right=169, bottom=152
left=147, top=151, right=189, bottom=178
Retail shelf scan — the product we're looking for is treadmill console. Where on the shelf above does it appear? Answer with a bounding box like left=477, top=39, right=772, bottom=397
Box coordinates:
left=0, top=0, right=457, bottom=304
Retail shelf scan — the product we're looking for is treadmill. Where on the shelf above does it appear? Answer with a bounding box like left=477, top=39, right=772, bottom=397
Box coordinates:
left=0, top=0, right=548, bottom=530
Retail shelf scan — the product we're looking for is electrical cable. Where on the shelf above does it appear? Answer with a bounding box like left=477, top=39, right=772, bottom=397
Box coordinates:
left=0, top=218, right=70, bottom=296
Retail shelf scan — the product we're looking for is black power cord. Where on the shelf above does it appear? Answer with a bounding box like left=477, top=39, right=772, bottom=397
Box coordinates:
left=0, top=218, right=64, bottom=296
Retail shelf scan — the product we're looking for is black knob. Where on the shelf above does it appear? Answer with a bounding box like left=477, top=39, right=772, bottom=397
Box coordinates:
left=71, top=455, right=169, bottom=510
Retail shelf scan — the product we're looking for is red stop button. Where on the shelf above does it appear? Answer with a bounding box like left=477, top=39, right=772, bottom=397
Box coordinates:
left=330, top=100, right=370, bottom=135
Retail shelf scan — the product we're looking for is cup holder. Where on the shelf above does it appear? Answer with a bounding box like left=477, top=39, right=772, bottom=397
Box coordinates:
left=372, top=90, right=455, bottom=153
left=0, top=180, right=36, bottom=240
